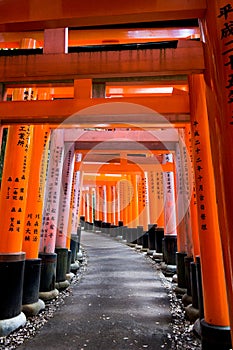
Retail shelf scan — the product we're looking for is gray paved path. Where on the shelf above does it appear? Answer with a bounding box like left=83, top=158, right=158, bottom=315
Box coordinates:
left=18, top=232, right=172, bottom=350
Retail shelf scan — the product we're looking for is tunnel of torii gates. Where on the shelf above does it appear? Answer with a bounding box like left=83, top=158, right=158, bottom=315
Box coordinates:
left=0, top=1, right=233, bottom=350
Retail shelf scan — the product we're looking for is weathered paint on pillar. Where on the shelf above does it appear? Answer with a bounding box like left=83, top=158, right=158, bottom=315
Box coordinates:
left=0, top=126, right=33, bottom=253
left=56, top=143, right=75, bottom=248
left=40, top=129, right=64, bottom=253
left=22, top=126, right=50, bottom=259
left=201, top=1, right=233, bottom=339
left=189, top=74, right=229, bottom=327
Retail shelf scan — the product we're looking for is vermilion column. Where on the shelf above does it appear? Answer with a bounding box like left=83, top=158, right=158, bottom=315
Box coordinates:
left=127, top=175, right=133, bottom=228
left=39, top=129, right=64, bottom=300
left=156, top=171, right=164, bottom=228
left=0, top=125, right=33, bottom=335
left=21, top=126, right=50, bottom=314
left=111, top=185, right=116, bottom=225
left=175, top=129, right=193, bottom=256
left=68, top=153, right=82, bottom=239
left=141, top=172, right=150, bottom=230
left=40, top=129, right=64, bottom=253
left=56, top=143, right=75, bottom=248
left=55, top=143, right=75, bottom=289
left=184, top=124, right=200, bottom=259
left=137, top=174, right=144, bottom=227
left=162, top=153, right=177, bottom=266
left=106, top=184, right=112, bottom=224
left=131, top=174, right=139, bottom=227
left=189, top=74, right=230, bottom=349
left=22, top=126, right=50, bottom=258
left=201, top=3, right=233, bottom=347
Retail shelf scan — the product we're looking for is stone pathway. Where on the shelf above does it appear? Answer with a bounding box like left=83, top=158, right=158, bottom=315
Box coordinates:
left=17, top=231, right=172, bottom=350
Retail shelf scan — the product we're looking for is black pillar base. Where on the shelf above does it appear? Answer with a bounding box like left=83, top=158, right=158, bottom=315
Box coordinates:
left=22, top=258, right=42, bottom=305
left=176, top=252, right=187, bottom=289
left=66, top=250, right=72, bottom=274
left=136, top=226, right=144, bottom=247
left=70, top=234, right=78, bottom=263
left=155, top=227, right=164, bottom=253
left=142, top=231, right=149, bottom=250
left=55, top=248, right=70, bottom=290
left=22, top=258, right=45, bottom=316
left=200, top=319, right=232, bottom=350
left=148, top=224, right=157, bottom=251
left=196, top=256, right=204, bottom=319
left=190, top=261, right=199, bottom=309
left=0, top=252, right=26, bottom=336
left=163, top=235, right=177, bottom=265
left=0, top=253, right=25, bottom=319
left=39, top=252, right=59, bottom=300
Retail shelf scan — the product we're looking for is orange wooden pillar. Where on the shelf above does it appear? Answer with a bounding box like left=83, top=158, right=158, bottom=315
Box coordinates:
left=200, top=3, right=233, bottom=347
left=175, top=129, right=195, bottom=295
left=88, top=187, right=94, bottom=224
left=162, top=154, right=177, bottom=265
left=98, top=186, right=104, bottom=223
left=55, top=142, right=75, bottom=289
left=111, top=184, right=116, bottom=225
left=127, top=175, right=133, bottom=228
left=106, top=184, right=112, bottom=225
left=137, top=174, right=144, bottom=227
left=189, top=74, right=231, bottom=349
left=0, top=125, right=33, bottom=335
left=140, top=172, right=150, bottom=231
left=184, top=125, right=200, bottom=260
left=39, top=129, right=64, bottom=299
left=131, top=174, right=139, bottom=228
left=68, top=153, right=82, bottom=236
left=21, top=125, right=50, bottom=314
left=155, top=171, right=164, bottom=228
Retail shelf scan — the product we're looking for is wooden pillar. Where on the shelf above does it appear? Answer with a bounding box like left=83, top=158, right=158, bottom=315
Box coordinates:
left=56, top=143, right=75, bottom=248
left=22, top=126, right=50, bottom=259
left=200, top=3, right=233, bottom=347
left=0, top=125, right=33, bottom=334
left=131, top=174, right=139, bottom=227
left=175, top=129, right=193, bottom=256
left=156, top=171, right=164, bottom=228
left=40, top=129, right=64, bottom=253
left=189, top=73, right=230, bottom=349
left=127, top=175, right=133, bottom=228
left=106, top=184, right=112, bottom=224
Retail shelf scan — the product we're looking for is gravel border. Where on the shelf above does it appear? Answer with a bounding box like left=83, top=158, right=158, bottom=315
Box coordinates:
left=144, top=254, right=201, bottom=350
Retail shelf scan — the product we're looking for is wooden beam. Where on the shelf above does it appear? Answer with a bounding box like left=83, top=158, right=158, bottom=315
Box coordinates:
left=0, top=0, right=207, bottom=32
left=75, top=141, right=176, bottom=151
left=64, top=129, right=179, bottom=142
left=80, top=162, right=174, bottom=174
left=0, top=95, right=190, bottom=125
left=0, top=41, right=204, bottom=82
